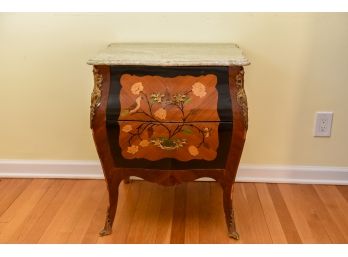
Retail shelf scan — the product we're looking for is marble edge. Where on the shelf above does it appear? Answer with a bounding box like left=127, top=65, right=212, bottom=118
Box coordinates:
left=87, top=43, right=250, bottom=66
left=87, top=58, right=250, bottom=66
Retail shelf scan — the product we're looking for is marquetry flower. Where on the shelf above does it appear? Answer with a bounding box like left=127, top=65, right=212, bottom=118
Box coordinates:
left=139, top=139, right=150, bottom=147
left=188, top=145, right=199, bottom=156
left=192, top=82, right=207, bottom=98
left=127, top=145, right=139, bottom=154
left=129, top=96, right=142, bottom=114
left=203, top=127, right=210, bottom=138
left=131, top=82, right=144, bottom=95
left=150, top=93, right=165, bottom=103
left=122, top=124, right=133, bottom=133
left=154, top=107, right=167, bottom=120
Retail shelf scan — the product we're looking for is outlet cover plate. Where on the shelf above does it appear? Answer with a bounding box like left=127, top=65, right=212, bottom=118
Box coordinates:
left=314, top=112, right=333, bottom=137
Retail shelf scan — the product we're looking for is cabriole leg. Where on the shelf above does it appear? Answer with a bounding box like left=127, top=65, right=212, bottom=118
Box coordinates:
left=99, top=178, right=122, bottom=236
left=222, top=182, right=239, bottom=240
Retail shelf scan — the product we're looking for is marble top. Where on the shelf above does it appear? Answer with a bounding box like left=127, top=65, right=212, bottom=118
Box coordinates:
left=87, top=43, right=250, bottom=66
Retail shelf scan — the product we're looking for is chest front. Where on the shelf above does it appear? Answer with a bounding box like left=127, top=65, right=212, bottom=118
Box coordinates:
left=106, top=66, right=233, bottom=170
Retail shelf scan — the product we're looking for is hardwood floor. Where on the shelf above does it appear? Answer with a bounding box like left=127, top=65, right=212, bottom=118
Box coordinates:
left=0, top=178, right=347, bottom=244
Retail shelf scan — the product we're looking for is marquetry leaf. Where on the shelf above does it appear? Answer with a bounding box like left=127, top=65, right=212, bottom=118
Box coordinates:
left=184, top=97, right=192, bottom=104
left=120, top=109, right=130, bottom=117
left=181, top=128, right=193, bottom=135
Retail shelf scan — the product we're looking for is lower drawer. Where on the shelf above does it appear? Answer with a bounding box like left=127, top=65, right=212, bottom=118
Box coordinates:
left=106, top=121, right=232, bottom=170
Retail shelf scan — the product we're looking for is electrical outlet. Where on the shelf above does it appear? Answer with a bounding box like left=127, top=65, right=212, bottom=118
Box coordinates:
left=314, top=112, right=333, bottom=137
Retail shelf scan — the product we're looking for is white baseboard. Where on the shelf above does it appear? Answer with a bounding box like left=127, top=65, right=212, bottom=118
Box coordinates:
left=0, top=160, right=104, bottom=179
left=237, top=164, right=348, bottom=185
left=0, top=159, right=348, bottom=185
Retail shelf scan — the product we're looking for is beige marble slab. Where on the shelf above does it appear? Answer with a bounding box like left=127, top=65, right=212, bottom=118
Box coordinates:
left=87, top=43, right=249, bottom=66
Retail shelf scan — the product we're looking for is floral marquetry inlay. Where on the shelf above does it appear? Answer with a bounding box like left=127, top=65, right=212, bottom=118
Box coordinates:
left=118, top=74, right=220, bottom=161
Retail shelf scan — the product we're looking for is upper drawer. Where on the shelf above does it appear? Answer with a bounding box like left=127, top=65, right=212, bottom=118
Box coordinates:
left=106, top=66, right=232, bottom=124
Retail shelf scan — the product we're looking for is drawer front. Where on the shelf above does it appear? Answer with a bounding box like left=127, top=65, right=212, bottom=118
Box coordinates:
left=107, top=121, right=232, bottom=170
left=118, top=73, right=220, bottom=124
left=118, top=121, right=219, bottom=162
left=106, top=66, right=233, bottom=124
left=106, top=66, right=233, bottom=169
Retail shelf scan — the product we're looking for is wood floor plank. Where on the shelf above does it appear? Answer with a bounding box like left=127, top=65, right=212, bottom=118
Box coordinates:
left=38, top=180, right=99, bottom=243
left=233, top=183, right=272, bottom=243
left=0, top=179, right=51, bottom=243
left=336, top=185, right=348, bottom=203
left=296, top=184, right=345, bottom=243
left=170, top=184, right=187, bottom=244
left=65, top=180, right=106, bottom=243
left=277, top=184, right=329, bottom=243
left=197, top=182, right=212, bottom=244
left=16, top=180, right=77, bottom=243
left=184, top=182, right=200, bottom=244
left=154, top=186, right=175, bottom=243
left=7, top=179, right=66, bottom=243
left=1, top=179, right=348, bottom=244
left=126, top=182, right=159, bottom=243
left=196, top=182, right=232, bottom=244
left=267, top=183, right=302, bottom=243
left=314, top=185, right=348, bottom=242
left=81, top=188, right=108, bottom=244
left=255, top=183, right=287, bottom=243
left=132, top=183, right=163, bottom=243
left=0, top=179, right=32, bottom=216
left=294, top=185, right=332, bottom=243
left=0, top=179, right=23, bottom=204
